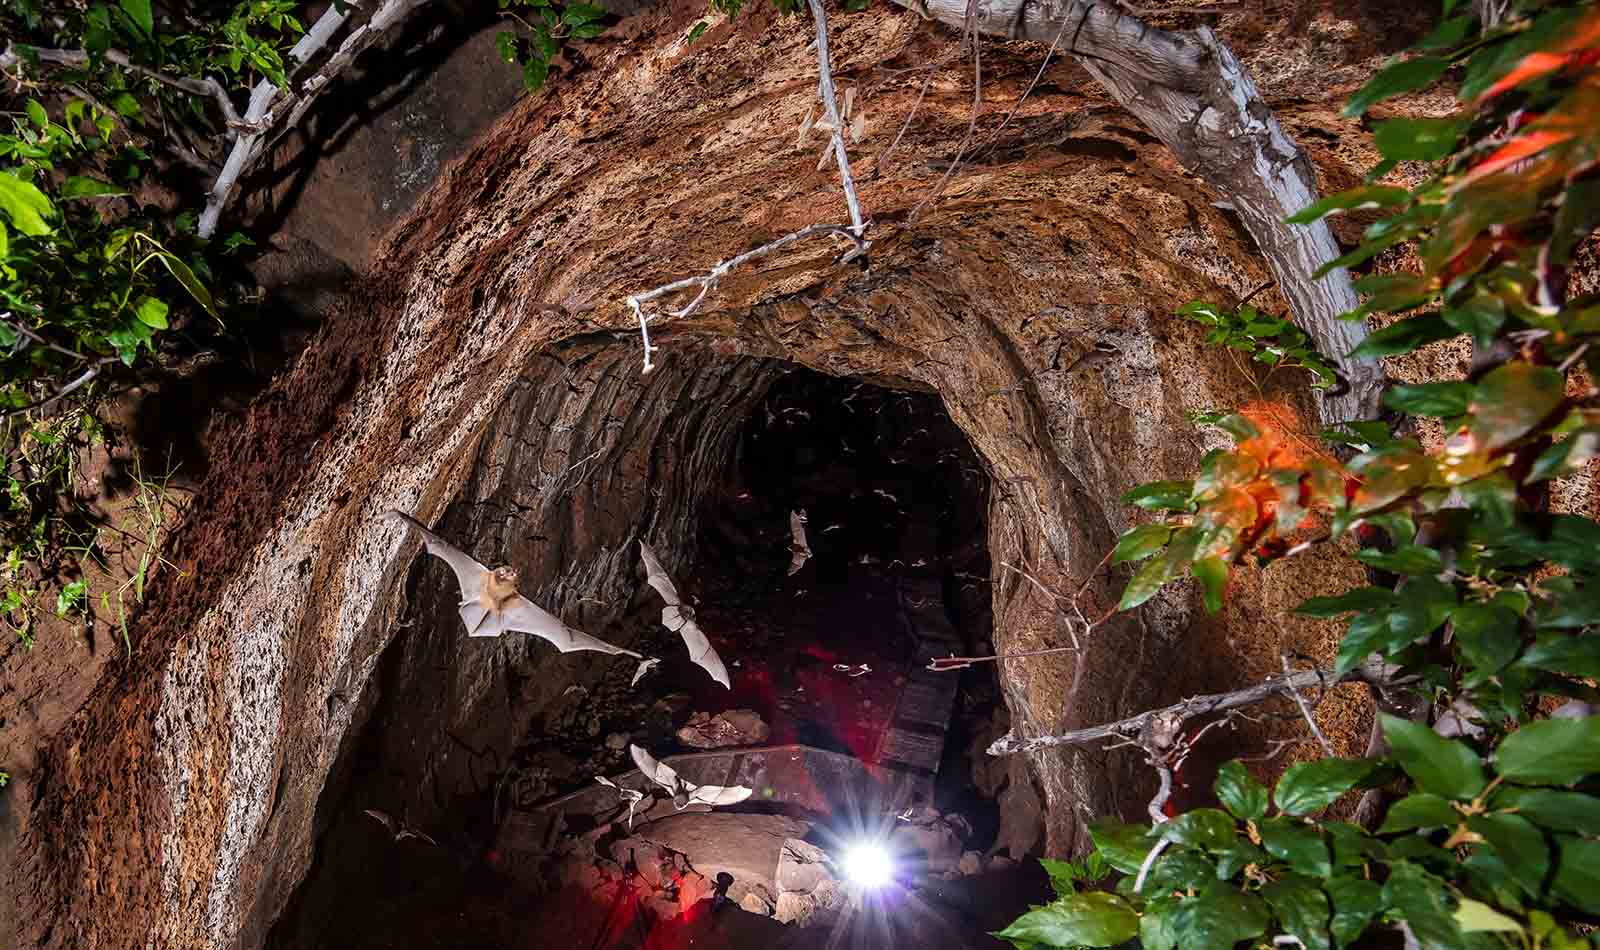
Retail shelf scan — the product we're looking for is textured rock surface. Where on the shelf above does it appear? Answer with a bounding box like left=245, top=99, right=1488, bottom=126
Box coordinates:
left=0, top=2, right=1503, bottom=948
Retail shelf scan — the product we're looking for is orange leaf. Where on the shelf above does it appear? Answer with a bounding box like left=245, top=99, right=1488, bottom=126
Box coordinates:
left=1477, top=9, right=1600, bottom=104
left=1457, top=128, right=1574, bottom=188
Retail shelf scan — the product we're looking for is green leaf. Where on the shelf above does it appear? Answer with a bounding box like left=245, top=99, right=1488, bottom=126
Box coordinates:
left=1326, top=874, right=1382, bottom=948
left=1088, top=820, right=1154, bottom=875
left=569, top=23, right=604, bottom=37
left=1259, top=818, right=1330, bottom=877
left=60, top=176, right=127, bottom=200
left=1138, top=896, right=1180, bottom=950
left=1122, top=480, right=1193, bottom=511
left=1383, top=382, right=1474, bottom=417
left=1355, top=545, right=1443, bottom=575
left=495, top=30, right=519, bottom=63
left=1145, top=849, right=1218, bottom=893
left=1382, top=713, right=1486, bottom=800
left=1521, top=634, right=1600, bottom=679
left=522, top=56, right=550, bottom=91
left=1214, top=760, right=1269, bottom=820
left=1349, top=314, right=1456, bottom=359
left=1378, top=793, right=1460, bottom=833
left=55, top=578, right=88, bottom=616
left=119, top=0, right=153, bottom=36
left=687, top=21, right=708, bottom=42
left=1493, top=787, right=1600, bottom=833
left=1112, top=523, right=1173, bottom=564
left=1297, top=588, right=1396, bottom=618
left=1468, top=813, right=1549, bottom=898
left=1275, top=759, right=1378, bottom=816
left=1495, top=717, right=1600, bottom=786
left=1215, top=838, right=1268, bottom=880
left=1381, top=862, right=1463, bottom=948
left=25, top=99, right=49, bottom=128
left=992, top=892, right=1139, bottom=948
left=1452, top=604, right=1521, bottom=683
left=1335, top=610, right=1395, bottom=676
left=1444, top=297, right=1507, bottom=350
left=1454, top=899, right=1522, bottom=935
left=1373, top=117, right=1462, bottom=162
left=563, top=2, right=607, bottom=19
left=1161, top=808, right=1237, bottom=851
left=0, top=169, right=56, bottom=236
left=133, top=296, right=169, bottom=329
left=1037, top=858, right=1084, bottom=898
left=1389, top=576, right=1457, bottom=641
left=1469, top=363, right=1566, bottom=453
left=1171, top=885, right=1270, bottom=949
left=1534, top=576, right=1600, bottom=629
left=1552, top=835, right=1600, bottom=915
left=155, top=252, right=219, bottom=321
left=1192, top=557, right=1227, bottom=614
left=1262, top=874, right=1332, bottom=950
left=1345, top=55, right=1451, bottom=117
left=1417, top=13, right=1475, bottom=50
left=1527, top=429, right=1600, bottom=482
left=1286, top=185, right=1412, bottom=224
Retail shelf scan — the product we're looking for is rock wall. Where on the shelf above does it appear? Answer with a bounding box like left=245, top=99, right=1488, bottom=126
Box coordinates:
left=2, top=2, right=1437, bottom=947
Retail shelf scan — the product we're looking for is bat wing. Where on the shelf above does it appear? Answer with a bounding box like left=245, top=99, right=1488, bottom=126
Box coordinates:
left=629, top=744, right=680, bottom=794
left=787, top=510, right=811, bottom=576
left=501, top=596, right=641, bottom=658
left=641, top=541, right=730, bottom=688
left=685, top=782, right=754, bottom=807
left=385, top=511, right=490, bottom=619
left=638, top=541, right=682, bottom=606
left=663, top=606, right=731, bottom=689
left=363, top=809, right=396, bottom=836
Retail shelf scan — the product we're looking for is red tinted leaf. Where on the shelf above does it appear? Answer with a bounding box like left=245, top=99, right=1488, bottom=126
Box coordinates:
left=1475, top=8, right=1600, bottom=104
left=1458, top=129, right=1575, bottom=189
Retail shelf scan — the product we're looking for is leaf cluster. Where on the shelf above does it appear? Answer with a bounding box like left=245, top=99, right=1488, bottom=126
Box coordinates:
left=494, top=0, right=609, bottom=92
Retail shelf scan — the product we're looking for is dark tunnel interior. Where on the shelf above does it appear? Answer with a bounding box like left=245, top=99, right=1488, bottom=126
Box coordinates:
left=267, top=365, right=1049, bottom=949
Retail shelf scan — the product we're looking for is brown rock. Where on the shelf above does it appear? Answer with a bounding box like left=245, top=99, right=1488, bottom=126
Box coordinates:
left=675, top=709, right=771, bottom=749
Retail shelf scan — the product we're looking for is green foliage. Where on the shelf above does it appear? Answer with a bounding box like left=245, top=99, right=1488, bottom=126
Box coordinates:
left=495, top=0, right=610, bottom=92
left=1178, top=300, right=1339, bottom=390
left=1001, top=2, right=1600, bottom=947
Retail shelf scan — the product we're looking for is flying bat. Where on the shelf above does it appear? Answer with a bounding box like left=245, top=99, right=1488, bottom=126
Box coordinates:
left=788, top=509, right=811, bottom=576
left=364, top=808, right=437, bottom=846
left=385, top=511, right=658, bottom=682
left=630, top=744, right=753, bottom=811
left=638, top=541, right=730, bottom=688
left=595, top=775, right=646, bottom=830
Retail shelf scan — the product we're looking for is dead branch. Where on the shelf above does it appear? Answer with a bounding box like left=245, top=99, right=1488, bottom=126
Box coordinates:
left=198, top=0, right=438, bottom=238
left=807, top=0, right=867, bottom=239
left=988, top=659, right=1404, bottom=756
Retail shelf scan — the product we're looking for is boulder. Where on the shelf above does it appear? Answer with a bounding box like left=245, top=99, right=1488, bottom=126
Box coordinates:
left=675, top=709, right=772, bottom=749
left=608, top=813, right=808, bottom=916
left=773, top=838, right=846, bottom=928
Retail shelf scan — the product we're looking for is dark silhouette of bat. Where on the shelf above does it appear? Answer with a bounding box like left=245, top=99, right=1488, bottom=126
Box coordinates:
left=386, top=511, right=658, bottom=683
left=638, top=540, right=730, bottom=688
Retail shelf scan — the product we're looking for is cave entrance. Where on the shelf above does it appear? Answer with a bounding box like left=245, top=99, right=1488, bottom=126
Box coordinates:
left=270, top=362, right=1035, bottom=949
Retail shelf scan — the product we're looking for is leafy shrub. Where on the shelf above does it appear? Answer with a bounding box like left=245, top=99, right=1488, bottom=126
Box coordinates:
left=1000, top=1, right=1600, bottom=947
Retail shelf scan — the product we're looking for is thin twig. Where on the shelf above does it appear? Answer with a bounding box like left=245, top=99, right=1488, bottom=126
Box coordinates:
left=1, top=44, right=244, bottom=128
left=928, top=643, right=1077, bottom=671
left=1282, top=655, right=1336, bottom=756
left=969, top=14, right=1071, bottom=165
left=1, top=362, right=114, bottom=418
left=987, top=659, right=1405, bottom=756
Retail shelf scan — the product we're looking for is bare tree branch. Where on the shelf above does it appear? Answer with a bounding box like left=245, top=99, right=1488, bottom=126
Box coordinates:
left=198, top=0, right=439, bottom=238
left=1282, top=655, right=1336, bottom=756
left=808, top=0, right=867, bottom=239
left=987, top=659, right=1404, bottom=756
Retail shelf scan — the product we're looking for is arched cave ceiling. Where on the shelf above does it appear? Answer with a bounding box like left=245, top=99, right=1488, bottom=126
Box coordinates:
left=3, top=1, right=1436, bottom=947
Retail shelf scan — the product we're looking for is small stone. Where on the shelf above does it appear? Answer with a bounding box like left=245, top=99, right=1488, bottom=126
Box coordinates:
left=958, top=851, right=982, bottom=876
left=676, top=709, right=771, bottom=749
left=605, top=732, right=629, bottom=751
left=740, top=892, right=774, bottom=916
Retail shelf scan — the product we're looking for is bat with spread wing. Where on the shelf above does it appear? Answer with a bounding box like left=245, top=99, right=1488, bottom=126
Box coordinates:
left=594, top=775, right=646, bottom=830
left=638, top=541, right=730, bottom=688
left=386, top=511, right=659, bottom=683
left=630, top=744, right=752, bottom=811
left=788, top=509, right=811, bottom=576
left=364, top=808, right=438, bottom=846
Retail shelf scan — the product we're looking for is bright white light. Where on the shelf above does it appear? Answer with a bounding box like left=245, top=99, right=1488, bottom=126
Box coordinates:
left=842, top=843, right=893, bottom=888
